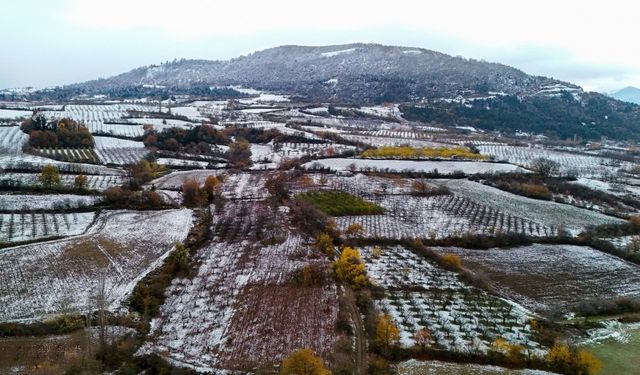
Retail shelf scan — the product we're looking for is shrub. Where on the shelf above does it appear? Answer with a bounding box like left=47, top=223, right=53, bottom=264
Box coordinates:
left=104, top=186, right=164, bottom=209
left=292, top=264, right=327, bottom=287
left=333, top=246, right=368, bottom=288
left=411, top=180, right=451, bottom=196
left=202, top=175, right=220, bottom=202
left=373, top=313, right=400, bottom=350
left=265, top=172, right=291, bottom=205
left=39, top=164, right=61, bottom=188
left=24, top=117, right=94, bottom=148
left=440, top=254, right=462, bottom=270
left=530, top=158, right=560, bottom=177
left=289, top=199, right=332, bottom=237
left=546, top=342, right=601, bottom=375
left=572, top=297, right=640, bottom=317
left=181, top=179, right=206, bottom=208
left=344, top=223, right=365, bottom=238
left=0, top=315, right=84, bottom=336
left=226, top=138, right=252, bottom=169
left=315, top=233, right=335, bottom=255
left=127, top=160, right=164, bottom=189
left=280, top=348, right=330, bottom=375
left=74, top=174, right=88, bottom=190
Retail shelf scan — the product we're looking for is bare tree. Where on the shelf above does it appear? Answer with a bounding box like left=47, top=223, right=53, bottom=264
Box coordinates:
left=95, top=271, right=108, bottom=350
left=529, top=158, right=560, bottom=177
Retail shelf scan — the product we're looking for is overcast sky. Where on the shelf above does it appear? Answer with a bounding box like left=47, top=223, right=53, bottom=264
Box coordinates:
left=1, top=0, right=639, bottom=92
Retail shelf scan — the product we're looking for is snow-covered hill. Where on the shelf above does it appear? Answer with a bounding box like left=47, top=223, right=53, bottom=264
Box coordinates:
left=62, top=43, right=570, bottom=103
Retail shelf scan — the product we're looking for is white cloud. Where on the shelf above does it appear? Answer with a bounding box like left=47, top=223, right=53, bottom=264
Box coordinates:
left=62, top=1, right=640, bottom=59
left=10, top=0, right=640, bottom=90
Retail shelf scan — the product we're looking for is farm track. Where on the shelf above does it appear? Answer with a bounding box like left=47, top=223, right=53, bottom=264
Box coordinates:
left=344, top=286, right=366, bottom=375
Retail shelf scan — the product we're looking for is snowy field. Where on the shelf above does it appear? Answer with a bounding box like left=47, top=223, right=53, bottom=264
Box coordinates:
left=169, top=106, right=206, bottom=121
left=436, top=179, right=624, bottom=235
left=342, top=134, right=451, bottom=148
left=0, top=194, right=102, bottom=211
left=251, top=142, right=356, bottom=165
left=356, top=104, right=403, bottom=119
left=156, top=158, right=210, bottom=169
left=298, top=173, right=417, bottom=196
left=237, top=91, right=289, bottom=104
left=128, top=117, right=196, bottom=130
left=305, top=158, right=524, bottom=174
left=397, top=359, right=557, bottom=375
left=0, top=153, right=122, bottom=175
left=0, top=126, right=28, bottom=154
left=336, top=194, right=557, bottom=240
left=0, top=173, right=124, bottom=191
left=149, top=170, right=225, bottom=190
left=90, top=123, right=145, bottom=138
left=432, top=244, right=640, bottom=314
left=478, top=144, right=633, bottom=178
left=363, top=246, right=541, bottom=354
left=221, top=172, right=268, bottom=199
left=93, top=136, right=148, bottom=165
left=0, top=209, right=193, bottom=321
left=149, top=171, right=266, bottom=200
left=362, top=129, right=436, bottom=139
left=140, top=204, right=337, bottom=372
left=0, top=109, right=32, bottom=119
left=0, top=211, right=95, bottom=243
left=40, top=104, right=161, bottom=133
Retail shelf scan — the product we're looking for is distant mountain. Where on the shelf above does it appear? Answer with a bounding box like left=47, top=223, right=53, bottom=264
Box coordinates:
left=57, top=43, right=573, bottom=103
left=609, top=86, right=640, bottom=105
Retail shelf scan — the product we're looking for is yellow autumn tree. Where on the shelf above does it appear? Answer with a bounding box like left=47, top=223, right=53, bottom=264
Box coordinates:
left=440, top=254, right=462, bottom=270
left=315, top=233, right=334, bottom=255
left=506, top=344, right=525, bottom=366
left=344, top=223, right=365, bottom=238
left=374, top=313, right=400, bottom=349
left=39, top=164, right=61, bottom=188
left=73, top=174, right=88, bottom=190
left=203, top=175, right=220, bottom=202
left=332, top=247, right=367, bottom=287
left=490, top=337, right=511, bottom=354
left=546, top=342, right=601, bottom=375
left=546, top=342, right=572, bottom=368
left=573, top=349, right=601, bottom=375
left=280, top=348, right=331, bottom=375
left=372, top=246, right=383, bottom=258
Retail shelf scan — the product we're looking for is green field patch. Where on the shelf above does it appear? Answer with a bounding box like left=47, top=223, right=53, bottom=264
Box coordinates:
left=296, top=190, right=384, bottom=216
left=584, top=323, right=640, bottom=375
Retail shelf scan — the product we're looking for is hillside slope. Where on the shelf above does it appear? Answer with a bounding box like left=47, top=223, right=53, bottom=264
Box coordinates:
left=610, top=86, right=640, bottom=105
left=63, top=43, right=565, bottom=102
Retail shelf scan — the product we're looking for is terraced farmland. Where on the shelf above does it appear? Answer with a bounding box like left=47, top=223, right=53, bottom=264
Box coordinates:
left=363, top=246, right=541, bottom=354
left=432, top=244, right=640, bottom=314
left=93, top=136, right=148, bottom=165
left=0, top=209, right=193, bottom=321
left=0, top=211, right=96, bottom=243
left=477, top=144, right=632, bottom=178
left=140, top=203, right=338, bottom=373
left=0, top=173, right=124, bottom=191
left=336, top=194, right=557, bottom=239
left=0, top=126, right=27, bottom=154
left=33, top=147, right=99, bottom=163
left=437, top=179, right=624, bottom=235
